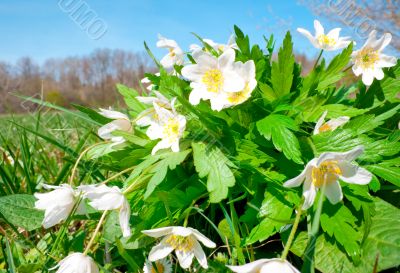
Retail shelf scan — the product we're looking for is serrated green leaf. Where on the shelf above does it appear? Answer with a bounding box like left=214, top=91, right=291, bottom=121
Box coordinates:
left=192, top=142, right=235, bottom=203
left=256, top=114, right=303, bottom=164
left=365, top=164, right=400, bottom=187
left=270, top=32, right=295, bottom=97
left=116, top=84, right=146, bottom=114
left=0, top=194, right=44, bottom=231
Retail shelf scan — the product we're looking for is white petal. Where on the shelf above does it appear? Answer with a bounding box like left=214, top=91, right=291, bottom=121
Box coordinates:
left=338, top=162, right=372, bottom=185
left=171, top=226, right=192, bottom=237
left=375, top=33, right=392, bottom=51
left=362, top=69, right=375, bottom=86
left=284, top=159, right=316, bottom=187
left=170, top=141, right=180, bottom=153
left=175, top=250, right=194, bottom=269
left=82, top=185, right=124, bottom=211
left=218, top=48, right=235, bottom=70
left=146, top=124, right=164, bottom=140
left=314, top=20, right=324, bottom=37
left=99, top=108, right=129, bottom=120
left=259, top=259, right=301, bottom=273
left=227, top=259, right=271, bottom=273
left=189, top=87, right=207, bottom=105
left=190, top=228, right=216, bottom=248
left=152, top=139, right=172, bottom=155
left=148, top=241, right=174, bottom=261
left=314, top=110, right=328, bottom=135
left=223, top=70, right=245, bottom=92
left=325, top=116, right=350, bottom=130
left=157, top=34, right=178, bottom=48
left=326, top=28, right=341, bottom=41
left=142, top=226, right=174, bottom=238
left=377, top=54, right=397, bottom=68
left=193, top=240, right=208, bottom=269
left=352, top=64, right=363, bottom=76
left=363, top=30, right=377, bottom=48
left=119, top=199, right=131, bottom=237
left=181, top=64, right=205, bottom=81
left=324, top=181, right=343, bottom=204
left=317, top=146, right=364, bottom=165
left=297, top=28, right=319, bottom=48
left=302, top=180, right=317, bottom=210
left=373, top=68, right=384, bottom=80
left=160, top=54, right=175, bottom=69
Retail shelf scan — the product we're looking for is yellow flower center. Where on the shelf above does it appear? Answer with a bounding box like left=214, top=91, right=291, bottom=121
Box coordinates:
left=169, top=48, right=176, bottom=57
left=202, top=69, right=224, bottom=93
left=165, top=235, right=195, bottom=253
left=163, top=118, right=180, bottom=141
left=317, top=35, right=336, bottom=46
left=319, top=123, right=332, bottom=132
left=217, top=45, right=225, bottom=51
left=355, top=47, right=380, bottom=69
left=226, top=83, right=250, bottom=104
left=151, top=262, right=165, bottom=273
left=311, top=160, right=342, bottom=187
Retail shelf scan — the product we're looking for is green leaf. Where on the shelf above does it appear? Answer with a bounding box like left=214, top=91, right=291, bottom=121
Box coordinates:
left=192, top=142, right=236, bottom=203
left=246, top=189, right=293, bottom=244
left=0, top=194, right=44, bottom=231
left=270, top=31, right=295, bottom=97
left=365, top=164, right=400, bottom=187
left=290, top=198, right=400, bottom=273
left=144, top=150, right=191, bottom=199
left=116, top=84, right=146, bottom=114
left=320, top=202, right=361, bottom=258
left=71, top=103, right=112, bottom=125
left=256, top=114, right=303, bottom=164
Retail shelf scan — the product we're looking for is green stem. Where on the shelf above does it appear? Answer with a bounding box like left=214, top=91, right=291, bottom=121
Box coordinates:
left=313, top=49, right=324, bottom=69
left=83, top=210, right=108, bottom=255
left=100, top=165, right=136, bottom=185
left=281, top=205, right=303, bottom=260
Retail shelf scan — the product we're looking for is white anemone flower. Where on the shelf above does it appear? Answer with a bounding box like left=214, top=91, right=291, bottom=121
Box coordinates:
left=136, top=91, right=172, bottom=127
left=351, top=30, right=397, bottom=86
left=190, top=34, right=238, bottom=52
left=157, top=34, right=185, bottom=69
left=34, top=184, right=85, bottom=228
left=143, top=258, right=172, bottom=273
left=297, top=20, right=351, bottom=51
left=313, top=110, right=349, bottom=135
left=284, top=146, right=372, bottom=209
left=181, top=48, right=245, bottom=111
left=98, top=108, right=132, bottom=145
left=51, top=252, right=99, bottom=273
left=79, top=184, right=131, bottom=237
left=142, top=226, right=216, bottom=269
left=146, top=99, right=186, bottom=155
left=227, top=258, right=300, bottom=273
left=221, top=60, right=257, bottom=109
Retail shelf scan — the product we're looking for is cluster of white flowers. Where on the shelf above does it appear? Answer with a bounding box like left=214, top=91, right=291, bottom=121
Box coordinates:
left=34, top=21, right=393, bottom=272
left=298, top=20, right=397, bottom=86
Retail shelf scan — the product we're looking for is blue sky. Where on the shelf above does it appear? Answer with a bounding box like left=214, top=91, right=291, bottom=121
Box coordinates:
left=0, top=0, right=346, bottom=64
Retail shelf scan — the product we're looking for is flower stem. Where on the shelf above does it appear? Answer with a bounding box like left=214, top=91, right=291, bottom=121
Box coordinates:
left=313, top=49, right=324, bottom=69
left=83, top=210, right=108, bottom=255
left=100, top=165, right=136, bottom=185
left=281, top=205, right=303, bottom=260
left=69, top=142, right=103, bottom=186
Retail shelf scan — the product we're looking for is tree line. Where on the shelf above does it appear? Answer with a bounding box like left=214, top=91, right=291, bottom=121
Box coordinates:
left=0, top=49, right=154, bottom=114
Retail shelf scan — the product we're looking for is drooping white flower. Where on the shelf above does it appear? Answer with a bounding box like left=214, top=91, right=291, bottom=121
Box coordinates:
left=143, top=258, right=172, bottom=273
left=157, top=34, right=185, bottom=69
left=145, top=99, right=186, bottom=155
left=190, top=34, right=238, bottom=52
left=98, top=108, right=132, bottom=145
left=313, top=110, right=349, bottom=135
left=181, top=48, right=245, bottom=111
left=142, top=226, right=216, bottom=269
left=136, top=91, right=172, bottom=127
left=34, top=184, right=85, bottom=228
left=79, top=184, right=131, bottom=237
left=284, top=146, right=372, bottom=209
left=51, top=252, right=99, bottom=273
left=351, top=30, right=397, bottom=86
left=297, top=20, right=351, bottom=51
left=221, top=60, right=257, bottom=109
left=227, top=258, right=300, bottom=273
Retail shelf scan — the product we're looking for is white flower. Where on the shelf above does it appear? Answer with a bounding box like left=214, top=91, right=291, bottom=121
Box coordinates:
left=351, top=30, right=397, bottom=86
left=221, top=60, right=257, bottom=109
left=143, top=258, right=172, bottom=273
left=79, top=184, right=131, bottom=237
left=284, top=146, right=372, bottom=209
left=181, top=48, right=245, bottom=111
left=98, top=108, right=132, bottom=145
left=146, top=99, right=186, bottom=155
left=190, top=34, right=238, bottom=52
left=157, top=34, right=185, bottom=69
left=51, top=253, right=99, bottom=273
left=142, top=226, right=216, bottom=269
left=313, top=110, right=349, bottom=135
left=141, top=73, right=160, bottom=91
left=297, top=20, right=351, bottom=51
left=227, top=258, right=300, bottom=273
left=34, top=184, right=85, bottom=228
left=136, top=91, right=172, bottom=127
